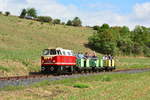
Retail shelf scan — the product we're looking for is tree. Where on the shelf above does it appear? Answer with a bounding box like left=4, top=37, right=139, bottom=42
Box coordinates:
left=0, top=11, right=2, bottom=14
left=53, top=19, right=61, bottom=24
left=5, top=11, right=10, bottom=16
left=38, top=16, right=52, bottom=23
left=88, top=24, right=150, bottom=56
left=101, top=24, right=110, bottom=29
left=72, top=17, right=82, bottom=26
left=89, top=29, right=117, bottom=55
left=27, top=8, right=37, bottom=18
left=66, top=20, right=72, bottom=26
left=20, top=8, right=27, bottom=18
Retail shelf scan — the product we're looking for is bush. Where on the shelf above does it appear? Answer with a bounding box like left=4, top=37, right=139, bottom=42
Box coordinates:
left=93, top=25, right=100, bottom=30
left=143, top=46, right=150, bottom=57
left=73, top=83, right=89, bottom=88
left=72, top=17, right=82, bottom=26
left=132, top=42, right=143, bottom=55
left=117, top=38, right=133, bottom=55
left=38, top=16, right=52, bottom=23
left=89, top=28, right=116, bottom=55
left=66, top=20, right=72, bottom=26
left=53, top=19, right=61, bottom=24
left=5, top=11, right=10, bottom=16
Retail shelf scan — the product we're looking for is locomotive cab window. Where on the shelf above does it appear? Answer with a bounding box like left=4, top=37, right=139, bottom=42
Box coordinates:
left=62, top=51, right=66, bottom=55
left=43, top=49, right=49, bottom=55
left=50, top=49, right=56, bottom=55
left=67, top=52, right=72, bottom=56
left=57, top=50, right=62, bottom=55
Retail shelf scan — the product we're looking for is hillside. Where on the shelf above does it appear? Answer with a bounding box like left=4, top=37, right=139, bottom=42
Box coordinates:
left=0, top=15, right=150, bottom=77
left=0, top=15, right=94, bottom=77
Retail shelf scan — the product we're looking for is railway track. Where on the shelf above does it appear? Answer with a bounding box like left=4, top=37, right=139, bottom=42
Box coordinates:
left=0, top=68, right=150, bottom=88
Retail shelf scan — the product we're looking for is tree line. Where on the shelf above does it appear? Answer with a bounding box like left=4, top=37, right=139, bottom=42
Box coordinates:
left=0, top=8, right=82, bottom=26
left=0, top=11, right=10, bottom=16
left=19, top=8, right=82, bottom=26
left=89, top=24, right=150, bottom=57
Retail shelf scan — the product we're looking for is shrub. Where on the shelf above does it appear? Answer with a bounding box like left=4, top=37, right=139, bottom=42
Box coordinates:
left=132, top=42, right=143, bottom=55
left=38, top=16, right=52, bottom=23
left=72, top=17, right=82, bottom=26
left=53, top=19, right=61, bottom=24
left=66, top=20, right=72, bottom=26
left=143, top=46, right=150, bottom=57
left=93, top=25, right=100, bottom=30
left=73, top=83, right=89, bottom=88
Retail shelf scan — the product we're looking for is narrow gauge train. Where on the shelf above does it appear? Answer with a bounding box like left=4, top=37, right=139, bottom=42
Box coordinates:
left=41, top=48, right=116, bottom=74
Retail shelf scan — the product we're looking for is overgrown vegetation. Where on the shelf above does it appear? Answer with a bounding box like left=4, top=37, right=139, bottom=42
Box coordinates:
left=89, top=24, right=150, bottom=56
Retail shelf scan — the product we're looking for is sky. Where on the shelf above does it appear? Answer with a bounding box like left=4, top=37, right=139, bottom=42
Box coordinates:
left=0, top=0, right=150, bottom=29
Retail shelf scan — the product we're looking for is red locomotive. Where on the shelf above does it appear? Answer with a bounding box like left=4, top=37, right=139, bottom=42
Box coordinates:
left=41, top=48, right=76, bottom=73
left=41, top=48, right=116, bottom=74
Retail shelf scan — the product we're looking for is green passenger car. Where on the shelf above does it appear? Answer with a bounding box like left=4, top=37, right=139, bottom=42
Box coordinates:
left=85, top=59, right=90, bottom=68
left=76, top=59, right=84, bottom=68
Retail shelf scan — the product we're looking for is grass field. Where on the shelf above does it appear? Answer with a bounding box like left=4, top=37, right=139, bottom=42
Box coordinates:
left=117, top=57, right=150, bottom=69
left=0, top=71, right=150, bottom=100
left=0, top=15, right=149, bottom=77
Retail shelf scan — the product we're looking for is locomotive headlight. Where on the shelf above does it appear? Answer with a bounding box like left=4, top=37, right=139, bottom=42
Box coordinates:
left=52, top=60, right=56, bottom=63
left=42, top=60, right=45, bottom=64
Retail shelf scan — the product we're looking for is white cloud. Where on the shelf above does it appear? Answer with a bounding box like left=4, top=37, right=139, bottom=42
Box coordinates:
left=134, top=2, right=150, bottom=20
left=0, top=0, right=150, bottom=29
